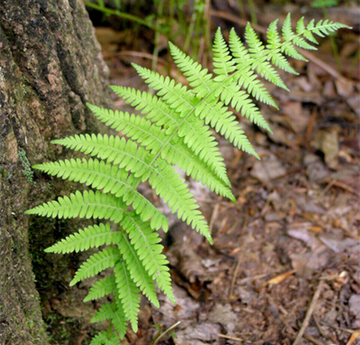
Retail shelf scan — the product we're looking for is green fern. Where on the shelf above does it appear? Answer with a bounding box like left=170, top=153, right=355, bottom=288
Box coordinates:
left=26, top=15, right=349, bottom=343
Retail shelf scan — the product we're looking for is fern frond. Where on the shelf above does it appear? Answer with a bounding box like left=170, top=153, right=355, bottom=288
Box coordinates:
left=197, top=95, right=262, bottom=155
left=212, top=28, right=236, bottom=79
left=266, top=20, right=298, bottom=74
left=90, top=331, right=121, bottom=345
left=133, top=64, right=197, bottom=116
left=110, top=86, right=178, bottom=131
left=118, top=232, right=159, bottom=307
left=34, top=158, right=167, bottom=230
left=169, top=42, right=215, bottom=97
left=84, top=275, right=117, bottom=302
left=55, top=135, right=151, bottom=178
left=54, top=132, right=234, bottom=202
left=86, top=104, right=165, bottom=148
left=45, top=223, right=120, bottom=254
left=121, top=212, right=175, bottom=302
left=148, top=160, right=211, bottom=241
left=177, top=119, right=229, bottom=186
left=217, top=83, right=272, bottom=134
left=92, top=302, right=116, bottom=323
left=282, top=13, right=295, bottom=42
left=112, top=80, right=231, bottom=187
left=70, top=246, right=120, bottom=286
left=111, top=294, right=128, bottom=340
left=91, top=301, right=127, bottom=340
left=165, top=137, right=235, bottom=201
left=280, top=14, right=350, bottom=60
left=246, top=24, right=289, bottom=90
left=28, top=16, right=349, bottom=342
left=296, top=18, right=318, bottom=44
left=53, top=133, right=161, bottom=180
left=114, top=261, right=140, bottom=332
left=87, top=103, right=231, bottom=191
left=281, top=41, right=307, bottom=60
left=228, top=29, right=278, bottom=108
left=26, top=190, right=125, bottom=223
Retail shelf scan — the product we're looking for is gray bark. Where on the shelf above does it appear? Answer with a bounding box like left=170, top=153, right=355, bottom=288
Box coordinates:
left=0, top=0, right=110, bottom=343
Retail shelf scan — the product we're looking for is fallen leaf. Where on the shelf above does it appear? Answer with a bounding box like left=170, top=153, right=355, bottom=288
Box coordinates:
left=346, top=329, right=360, bottom=345
left=264, top=270, right=295, bottom=286
left=304, top=153, right=329, bottom=183
left=174, top=322, right=221, bottom=345
left=312, top=127, right=340, bottom=170
left=251, top=154, right=286, bottom=184
left=208, top=304, right=237, bottom=332
left=308, top=225, right=323, bottom=233
left=347, top=94, right=360, bottom=117
left=349, top=294, right=360, bottom=319
left=287, top=225, right=322, bottom=250
left=319, top=234, right=360, bottom=254
left=335, top=78, right=354, bottom=97
left=290, top=245, right=331, bottom=278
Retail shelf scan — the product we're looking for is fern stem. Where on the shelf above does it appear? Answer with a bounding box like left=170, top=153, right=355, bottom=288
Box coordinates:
left=152, top=0, right=166, bottom=71
left=247, top=0, right=257, bottom=25
left=321, top=7, right=342, bottom=73
left=183, top=6, right=198, bottom=54
left=84, top=2, right=160, bottom=33
left=236, top=0, right=246, bottom=18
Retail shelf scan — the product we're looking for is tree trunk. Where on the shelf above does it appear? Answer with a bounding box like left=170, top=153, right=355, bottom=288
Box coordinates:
left=0, top=0, right=110, bottom=343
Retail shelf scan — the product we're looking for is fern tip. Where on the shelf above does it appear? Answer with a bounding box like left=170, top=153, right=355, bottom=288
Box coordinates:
left=50, top=139, right=63, bottom=145
left=44, top=247, right=53, bottom=253
left=69, top=279, right=77, bottom=287
left=255, top=152, right=261, bottom=160
left=205, top=233, right=213, bottom=245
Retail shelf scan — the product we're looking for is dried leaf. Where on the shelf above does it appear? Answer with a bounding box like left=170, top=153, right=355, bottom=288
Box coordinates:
left=347, top=329, right=360, bottom=345
left=312, top=128, right=340, bottom=170
left=251, top=154, right=286, bottom=184
left=290, top=245, right=330, bottom=278
left=335, top=78, right=354, bottom=97
left=264, top=270, right=295, bottom=286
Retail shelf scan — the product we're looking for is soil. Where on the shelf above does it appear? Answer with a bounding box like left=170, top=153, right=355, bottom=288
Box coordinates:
left=43, top=1, right=360, bottom=344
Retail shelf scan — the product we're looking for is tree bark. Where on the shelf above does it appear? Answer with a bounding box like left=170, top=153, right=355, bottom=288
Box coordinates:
left=0, top=0, right=110, bottom=343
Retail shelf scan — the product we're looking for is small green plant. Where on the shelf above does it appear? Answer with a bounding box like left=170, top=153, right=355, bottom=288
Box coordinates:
left=19, top=149, right=36, bottom=184
left=311, top=0, right=342, bottom=72
left=26, top=15, right=348, bottom=344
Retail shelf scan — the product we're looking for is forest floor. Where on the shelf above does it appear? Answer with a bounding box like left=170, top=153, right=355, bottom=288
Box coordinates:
left=44, top=2, right=359, bottom=345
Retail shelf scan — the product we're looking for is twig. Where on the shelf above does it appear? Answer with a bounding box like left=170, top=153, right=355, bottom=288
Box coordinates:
left=109, top=51, right=168, bottom=66
left=319, top=321, right=354, bottom=334
left=149, top=321, right=182, bottom=345
left=304, top=333, right=326, bottom=345
left=313, top=313, right=326, bottom=337
left=218, top=333, right=244, bottom=342
left=85, top=2, right=158, bottom=32
left=227, top=255, right=242, bottom=303
left=209, top=203, right=220, bottom=234
left=209, top=9, right=352, bottom=83
left=304, top=109, right=317, bottom=149
left=318, top=178, right=336, bottom=198
left=292, top=280, right=325, bottom=345
left=324, top=178, right=358, bottom=196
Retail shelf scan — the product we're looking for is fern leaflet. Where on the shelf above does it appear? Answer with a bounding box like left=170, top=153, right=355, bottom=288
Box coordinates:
left=84, top=275, right=117, bottom=302
left=46, top=223, right=120, bottom=254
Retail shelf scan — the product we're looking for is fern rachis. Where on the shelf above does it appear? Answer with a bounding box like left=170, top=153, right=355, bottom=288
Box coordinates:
left=26, top=15, right=349, bottom=344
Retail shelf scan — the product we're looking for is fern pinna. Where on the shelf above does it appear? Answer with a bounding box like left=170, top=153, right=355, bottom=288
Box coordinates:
left=26, top=15, right=348, bottom=343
